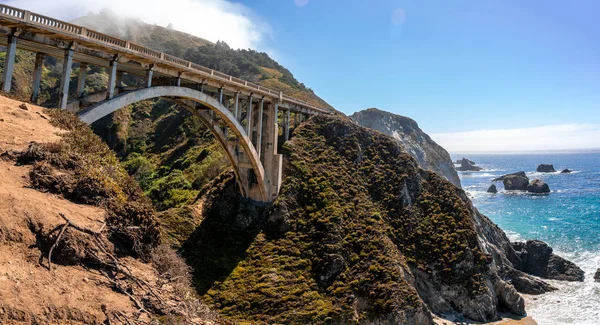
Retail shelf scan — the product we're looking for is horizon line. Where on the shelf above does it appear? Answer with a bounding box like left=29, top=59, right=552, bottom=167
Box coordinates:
left=449, top=147, right=600, bottom=155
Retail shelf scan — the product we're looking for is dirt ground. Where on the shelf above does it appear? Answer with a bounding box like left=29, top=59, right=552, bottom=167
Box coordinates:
left=0, top=96, right=154, bottom=324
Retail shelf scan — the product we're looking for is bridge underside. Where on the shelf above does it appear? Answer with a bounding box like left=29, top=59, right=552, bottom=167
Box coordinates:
left=0, top=4, right=324, bottom=202
left=79, top=86, right=279, bottom=202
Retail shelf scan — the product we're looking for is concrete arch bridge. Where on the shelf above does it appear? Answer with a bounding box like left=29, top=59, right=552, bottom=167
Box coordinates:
left=0, top=4, right=329, bottom=202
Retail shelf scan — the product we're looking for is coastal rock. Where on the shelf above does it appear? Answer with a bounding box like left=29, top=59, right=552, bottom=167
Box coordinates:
left=457, top=158, right=475, bottom=165
left=350, top=108, right=462, bottom=188
left=547, top=255, right=585, bottom=281
left=487, top=184, right=497, bottom=193
left=527, top=179, right=550, bottom=194
left=511, top=240, right=584, bottom=282
left=536, top=164, right=556, bottom=173
left=561, top=169, right=572, bottom=174
left=595, top=269, right=600, bottom=282
left=493, top=172, right=529, bottom=191
left=494, top=279, right=525, bottom=315
left=503, top=267, right=557, bottom=294
left=455, top=157, right=483, bottom=172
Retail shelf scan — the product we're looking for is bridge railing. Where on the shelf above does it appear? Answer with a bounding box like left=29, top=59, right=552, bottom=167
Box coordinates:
left=29, top=13, right=82, bottom=35
left=0, top=3, right=329, bottom=113
left=0, top=5, right=24, bottom=20
left=85, top=29, right=127, bottom=48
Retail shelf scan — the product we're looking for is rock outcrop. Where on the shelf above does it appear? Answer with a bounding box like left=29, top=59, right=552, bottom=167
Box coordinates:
left=595, top=269, right=600, bottom=282
left=197, top=115, right=574, bottom=324
left=350, top=108, right=461, bottom=188
left=537, top=164, right=556, bottom=173
left=527, top=179, right=550, bottom=194
left=487, top=184, right=498, bottom=193
left=455, top=157, right=483, bottom=171
left=493, top=172, right=530, bottom=191
left=511, top=240, right=584, bottom=282
left=561, top=169, right=572, bottom=174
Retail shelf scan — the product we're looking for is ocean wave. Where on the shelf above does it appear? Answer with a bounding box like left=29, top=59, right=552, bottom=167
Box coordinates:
left=526, top=250, right=600, bottom=325
left=527, top=170, right=582, bottom=177
left=461, top=173, right=498, bottom=178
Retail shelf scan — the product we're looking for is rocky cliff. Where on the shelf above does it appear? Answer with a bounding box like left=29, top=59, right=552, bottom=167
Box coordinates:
left=350, top=108, right=461, bottom=188
left=178, top=115, right=569, bottom=324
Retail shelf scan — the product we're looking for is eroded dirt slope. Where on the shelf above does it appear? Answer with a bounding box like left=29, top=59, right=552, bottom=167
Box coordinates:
left=0, top=96, right=222, bottom=325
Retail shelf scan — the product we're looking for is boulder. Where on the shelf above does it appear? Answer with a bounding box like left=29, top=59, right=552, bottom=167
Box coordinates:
left=455, top=157, right=483, bottom=171
left=527, top=179, right=550, bottom=194
left=487, top=184, right=498, bottom=193
left=547, top=255, right=585, bottom=281
left=511, top=240, right=584, bottom=282
left=493, top=171, right=529, bottom=191
left=560, top=169, right=572, bottom=174
left=536, top=164, right=556, bottom=173
left=595, top=269, right=600, bottom=282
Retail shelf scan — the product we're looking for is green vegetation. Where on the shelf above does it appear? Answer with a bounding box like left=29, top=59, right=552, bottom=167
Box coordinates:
left=178, top=115, right=491, bottom=324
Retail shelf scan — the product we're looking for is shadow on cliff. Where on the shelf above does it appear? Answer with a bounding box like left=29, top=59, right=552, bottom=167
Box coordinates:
left=180, top=173, right=267, bottom=295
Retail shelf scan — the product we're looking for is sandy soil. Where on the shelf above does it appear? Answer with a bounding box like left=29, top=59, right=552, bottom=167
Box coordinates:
left=0, top=97, right=151, bottom=323
left=0, top=96, right=64, bottom=151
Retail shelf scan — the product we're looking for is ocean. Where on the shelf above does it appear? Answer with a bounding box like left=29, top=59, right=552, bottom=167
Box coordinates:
left=453, top=152, right=600, bottom=325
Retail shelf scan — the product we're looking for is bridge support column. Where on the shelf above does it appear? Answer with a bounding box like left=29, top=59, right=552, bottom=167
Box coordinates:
left=263, top=103, right=282, bottom=199
left=106, top=59, right=118, bottom=100
left=294, top=111, right=297, bottom=128
left=145, top=65, right=153, bottom=88
left=284, top=108, right=291, bottom=141
left=246, top=95, right=253, bottom=139
left=1, top=35, right=18, bottom=93
left=219, top=87, right=224, bottom=104
left=234, top=92, right=239, bottom=120
left=76, top=62, right=87, bottom=98
left=257, top=97, right=264, bottom=159
left=30, top=53, right=45, bottom=103
left=59, top=49, right=74, bottom=110
left=175, top=74, right=182, bottom=87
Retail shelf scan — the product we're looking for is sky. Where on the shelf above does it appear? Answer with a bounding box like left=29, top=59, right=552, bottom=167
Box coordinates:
left=4, top=0, right=600, bottom=152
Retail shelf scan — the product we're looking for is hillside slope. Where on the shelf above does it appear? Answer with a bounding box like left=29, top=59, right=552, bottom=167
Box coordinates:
left=0, top=95, right=225, bottom=324
left=350, top=108, right=461, bottom=188
left=176, top=115, right=561, bottom=324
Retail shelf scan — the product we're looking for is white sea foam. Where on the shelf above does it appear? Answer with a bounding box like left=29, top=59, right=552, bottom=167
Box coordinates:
left=461, top=173, right=498, bottom=179
left=525, top=250, right=600, bottom=325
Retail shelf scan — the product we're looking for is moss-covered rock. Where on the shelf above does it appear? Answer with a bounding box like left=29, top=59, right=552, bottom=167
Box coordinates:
left=182, top=115, right=531, bottom=324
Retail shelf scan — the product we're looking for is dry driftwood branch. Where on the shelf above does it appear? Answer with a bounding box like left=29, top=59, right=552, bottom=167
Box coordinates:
left=59, top=213, right=101, bottom=236
left=48, top=221, right=70, bottom=271
left=100, top=269, right=147, bottom=314
left=54, top=213, right=165, bottom=315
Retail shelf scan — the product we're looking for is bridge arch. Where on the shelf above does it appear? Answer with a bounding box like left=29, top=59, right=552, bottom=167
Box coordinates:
left=78, top=86, right=269, bottom=202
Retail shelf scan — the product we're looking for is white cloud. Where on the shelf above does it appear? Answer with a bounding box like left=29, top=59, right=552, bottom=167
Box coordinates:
left=431, top=124, right=600, bottom=153
left=5, top=0, right=271, bottom=50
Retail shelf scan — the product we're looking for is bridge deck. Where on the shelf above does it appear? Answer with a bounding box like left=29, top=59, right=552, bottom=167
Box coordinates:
left=0, top=4, right=328, bottom=114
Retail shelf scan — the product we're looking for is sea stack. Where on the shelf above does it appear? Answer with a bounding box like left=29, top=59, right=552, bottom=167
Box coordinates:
left=493, top=171, right=529, bottom=191
left=595, top=269, right=600, bottom=282
left=527, top=179, right=551, bottom=194
left=561, top=169, right=572, bottom=174
left=456, top=157, right=483, bottom=171
left=487, top=184, right=498, bottom=193
left=537, top=164, right=556, bottom=173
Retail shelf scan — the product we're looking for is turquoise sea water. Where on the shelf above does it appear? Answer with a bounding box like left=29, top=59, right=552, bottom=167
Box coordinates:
left=454, top=152, right=600, bottom=325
